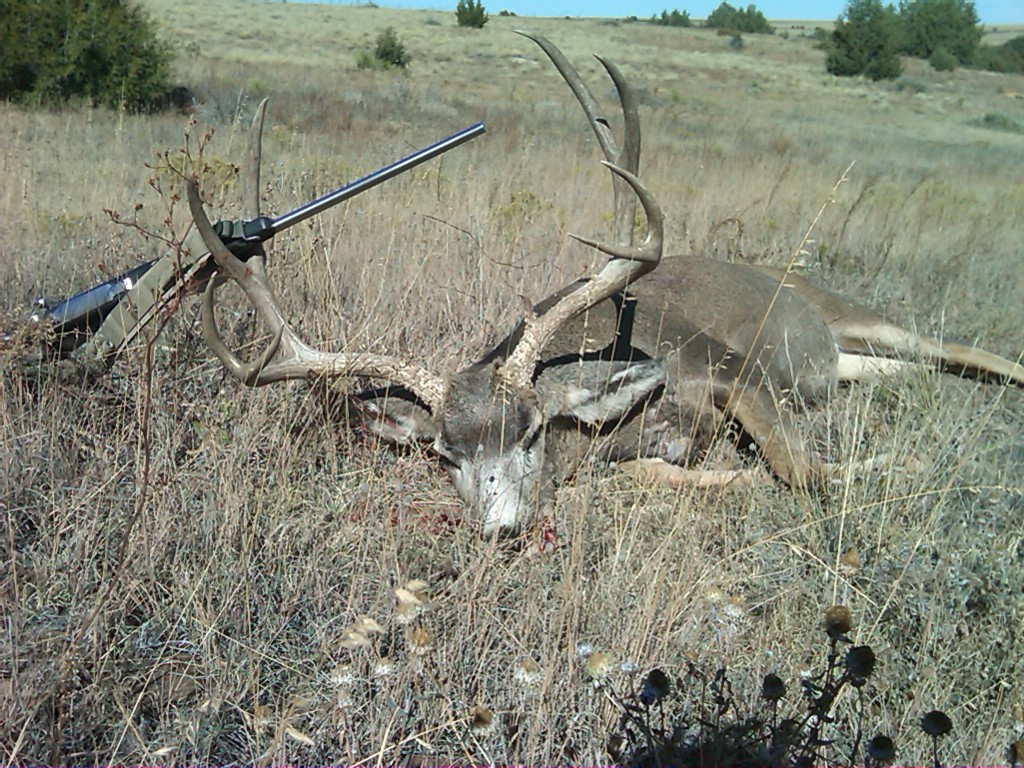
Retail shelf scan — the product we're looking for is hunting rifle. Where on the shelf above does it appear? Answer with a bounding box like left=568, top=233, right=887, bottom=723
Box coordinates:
left=28, top=121, right=486, bottom=361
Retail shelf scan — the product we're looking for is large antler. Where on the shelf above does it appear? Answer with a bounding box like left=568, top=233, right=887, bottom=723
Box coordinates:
left=500, top=162, right=664, bottom=393
left=516, top=30, right=641, bottom=247
left=498, top=36, right=661, bottom=393
left=190, top=108, right=445, bottom=412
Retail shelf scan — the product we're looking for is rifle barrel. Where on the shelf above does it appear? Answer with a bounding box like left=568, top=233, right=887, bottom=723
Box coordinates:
left=269, top=121, right=485, bottom=236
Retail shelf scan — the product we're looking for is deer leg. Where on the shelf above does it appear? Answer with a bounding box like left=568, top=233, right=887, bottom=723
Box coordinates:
left=352, top=386, right=436, bottom=445
left=609, top=380, right=776, bottom=489
left=618, top=458, right=767, bottom=488
left=715, top=384, right=823, bottom=489
left=835, top=351, right=915, bottom=382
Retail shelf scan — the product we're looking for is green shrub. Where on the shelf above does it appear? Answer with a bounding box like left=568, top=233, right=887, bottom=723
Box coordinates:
left=973, top=36, right=1024, bottom=73
left=971, top=112, right=1024, bottom=134
left=356, top=27, right=411, bottom=70
left=894, top=74, right=928, bottom=92
left=650, top=8, right=693, bottom=27
left=355, top=50, right=375, bottom=70
left=704, top=2, right=774, bottom=34
left=0, top=0, right=172, bottom=111
left=929, top=45, right=957, bottom=70
left=455, top=0, right=489, bottom=28
left=826, top=0, right=903, bottom=80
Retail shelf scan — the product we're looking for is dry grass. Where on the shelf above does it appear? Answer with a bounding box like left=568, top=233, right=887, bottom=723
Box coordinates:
left=2, top=1, right=1024, bottom=764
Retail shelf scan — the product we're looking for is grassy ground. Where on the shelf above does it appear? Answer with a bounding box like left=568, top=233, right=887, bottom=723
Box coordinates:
left=2, top=2, right=1024, bottom=764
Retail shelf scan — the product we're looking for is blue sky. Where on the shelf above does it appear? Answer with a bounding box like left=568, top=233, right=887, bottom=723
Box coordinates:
left=330, top=0, right=1023, bottom=24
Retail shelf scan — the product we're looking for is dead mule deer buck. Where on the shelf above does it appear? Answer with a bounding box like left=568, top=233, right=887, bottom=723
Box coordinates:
left=189, top=36, right=1023, bottom=538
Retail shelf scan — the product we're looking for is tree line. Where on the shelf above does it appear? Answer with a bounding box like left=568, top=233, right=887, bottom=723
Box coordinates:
left=3, top=0, right=1018, bottom=112
left=826, top=0, right=1021, bottom=80
left=649, top=0, right=1018, bottom=81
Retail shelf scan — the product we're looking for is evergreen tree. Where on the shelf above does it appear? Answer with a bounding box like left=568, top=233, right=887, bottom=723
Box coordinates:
left=826, top=0, right=903, bottom=80
left=973, top=35, right=1024, bottom=73
left=455, top=0, right=489, bottom=28
left=898, top=0, right=982, bottom=65
left=705, top=2, right=773, bottom=34
left=651, top=8, right=692, bottom=27
left=0, top=0, right=171, bottom=110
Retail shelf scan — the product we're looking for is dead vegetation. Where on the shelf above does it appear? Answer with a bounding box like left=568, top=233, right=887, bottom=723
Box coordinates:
left=1, top=1, right=1023, bottom=764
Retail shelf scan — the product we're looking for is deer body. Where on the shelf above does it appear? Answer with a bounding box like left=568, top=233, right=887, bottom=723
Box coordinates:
left=539, top=256, right=844, bottom=487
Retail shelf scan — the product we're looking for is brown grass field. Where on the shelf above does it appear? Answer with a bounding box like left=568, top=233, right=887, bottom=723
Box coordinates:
left=2, top=1, right=1024, bottom=764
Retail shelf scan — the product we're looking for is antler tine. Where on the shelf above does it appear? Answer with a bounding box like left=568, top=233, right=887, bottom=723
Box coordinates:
left=593, top=55, right=640, bottom=177
left=517, top=31, right=642, bottom=246
left=594, top=54, right=641, bottom=245
left=515, top=31, right=620, bottom=163
left=500, top=162, right=664, bottom=393
left=569, top=163, right=663, bottom=261
left=193, top=99, right=281, bottom=385
left=187, top=180, right=447, bottom=411
left=200, top=274, right=285, bottom=386
left=241, top=97, right=269, bottom=217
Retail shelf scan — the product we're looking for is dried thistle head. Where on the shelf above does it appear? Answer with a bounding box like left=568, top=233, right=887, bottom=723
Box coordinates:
left=840, top=548, right=861, bottom=576
left=867, top=734, right=896, bottom=764
left=640, top=668, right=672, bottom=705
left=339, top=628, right=372, bottom=651
left=824, top=604, right=853, bottom=639
left=408, top=626, right=434, bottom=656
left=403, top=578, right=430, bottom=598
left=845, top=645, right=876, bottom=683
left=575, top=641, right=594, bottom=657
left=514, top=657, right=543, bottom=688
left=330, top=663, right=355, bottom=687
left=353, top=615, right=385, bottom=636
left=920, top=709, right=953, bottom=737
left=395, top=587, right=425, bottom=625
left=585, top=651, right=614, bottom=683
left=1009, top=739, right=1024, bottom=765
left=394, top=587, right=424, bottom=606
left=336, top=688, right=355, bottom=710
left=721, top=595, right=748, bottom=620
left=373, top=656, right=396, bottom=677
left=760, top=673, right=785, bottom=702
left=470, top=704, right=496, bottom=735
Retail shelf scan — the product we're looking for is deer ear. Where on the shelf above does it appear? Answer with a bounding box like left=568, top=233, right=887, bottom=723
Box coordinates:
left=355, top=389, right=436, bottom=444
left=536, top=358, right=665, bottom=424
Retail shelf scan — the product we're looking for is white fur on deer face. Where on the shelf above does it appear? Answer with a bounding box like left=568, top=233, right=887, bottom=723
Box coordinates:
left=431, top=364, right=549, bottom=537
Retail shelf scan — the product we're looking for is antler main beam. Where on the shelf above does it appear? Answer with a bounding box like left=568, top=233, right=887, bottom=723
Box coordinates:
left=499, top=162, right=664, bottom=392
left=516, top=30, right=641, bottom=245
